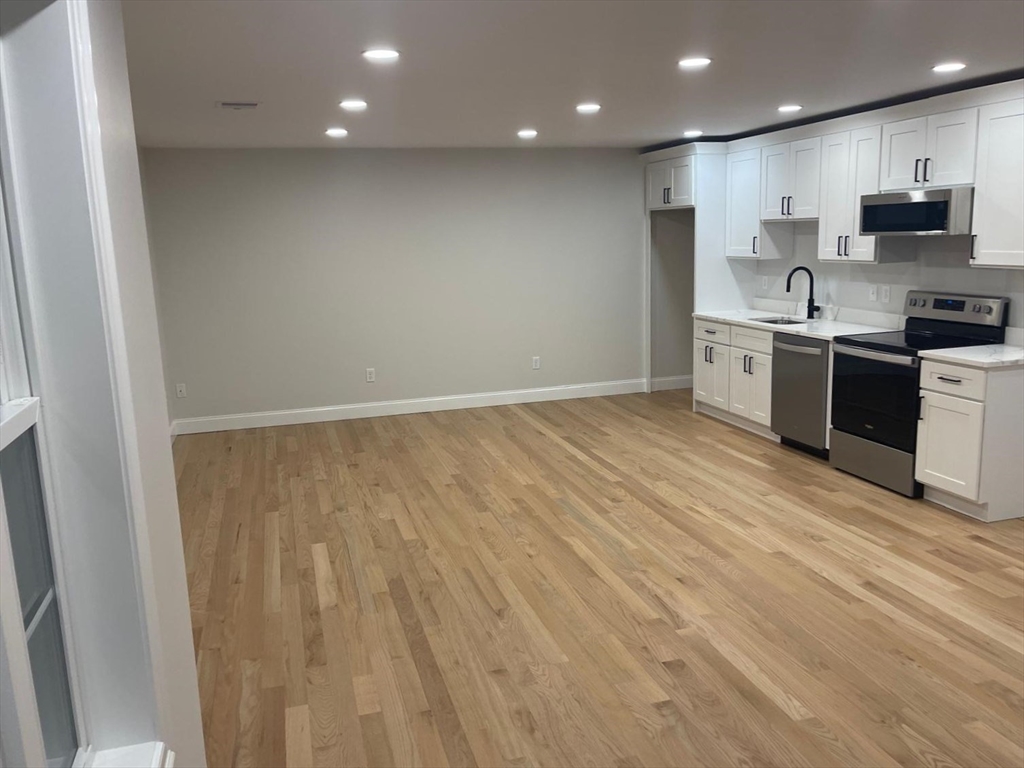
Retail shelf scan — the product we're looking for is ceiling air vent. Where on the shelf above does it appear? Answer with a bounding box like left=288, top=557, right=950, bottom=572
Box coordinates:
left=216, top=101, right=260, bottom=110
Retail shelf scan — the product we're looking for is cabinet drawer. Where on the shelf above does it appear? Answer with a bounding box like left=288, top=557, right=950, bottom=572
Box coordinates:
left=694, top=320, right=731, bottom=345
left=921, top=361, right=987, bottom=401
left=730, top=326, right=774, bottom=354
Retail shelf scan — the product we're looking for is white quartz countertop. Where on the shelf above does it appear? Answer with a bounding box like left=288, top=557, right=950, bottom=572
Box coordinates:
left=918, top=344, right=1024, bottom=369
left=693, top=309, right=891, bottom=341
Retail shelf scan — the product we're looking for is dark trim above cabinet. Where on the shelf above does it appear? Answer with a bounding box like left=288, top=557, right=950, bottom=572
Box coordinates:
left=640, top=68, right=1024, bottom=154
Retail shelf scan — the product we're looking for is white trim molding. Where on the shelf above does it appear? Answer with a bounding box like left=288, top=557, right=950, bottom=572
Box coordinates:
left=171, top=378, right=647, bottom=436
left=75, top=741, right=173, bottom=768
left=651, top=375, right=693, bottom=392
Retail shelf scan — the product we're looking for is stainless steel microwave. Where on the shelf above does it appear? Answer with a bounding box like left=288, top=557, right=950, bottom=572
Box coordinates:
left=860, top=187, right=974, bottom=236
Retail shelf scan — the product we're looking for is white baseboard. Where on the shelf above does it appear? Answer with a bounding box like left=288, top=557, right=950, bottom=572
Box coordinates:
left=171, top=378, right=647, bottom=436
left=76, top=741, right=172, bottom=768
left=651, top=375, right=692, bottom=392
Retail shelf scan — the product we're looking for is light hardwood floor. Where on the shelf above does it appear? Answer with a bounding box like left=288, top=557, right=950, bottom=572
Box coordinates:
left=174, top=390, right=1024, bottom=768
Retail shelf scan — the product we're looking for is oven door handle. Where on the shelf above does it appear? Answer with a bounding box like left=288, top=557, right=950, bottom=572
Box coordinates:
left=834, top=345, right=919, bottom=367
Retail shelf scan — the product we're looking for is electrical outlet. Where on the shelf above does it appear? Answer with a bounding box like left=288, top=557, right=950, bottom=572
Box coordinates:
left=880, top=285, right=891, bottom=303
left=532, top=356, right=541, bottom=370
left=761, top=276, right=769, bottom=290
left=175, top=383, right=187, bottom=399
left=868, top=285, right=878, bottom=302
left=365, top=368, right=375, bottom=383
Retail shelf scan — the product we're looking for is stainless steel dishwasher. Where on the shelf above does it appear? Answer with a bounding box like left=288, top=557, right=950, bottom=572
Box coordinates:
left=770, top=333, right=829, bottom=455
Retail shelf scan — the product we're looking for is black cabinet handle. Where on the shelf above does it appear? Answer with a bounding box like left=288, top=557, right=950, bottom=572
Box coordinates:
left=787, top=196, right=793, bottom=216
left=752, top=235, right=758, bottom=255
left=704, top=329, right=717, bottom=335
left=924, top=157, right=932, bottom=183
left=918, top=395, right=925, bottom=420
left=837, top=235, right=842, bottom=257
left=914, top=158, right=921, bottom=183
left=780, top=196, right=785, bottom=216
left=709, top=346, right=714, bottom=364
left=704, top=345, right=709, bottom=363
left=970, top=234, right=977, bottom=260
left=844, top=235, right=850, bottom=257
left=936, top=376, right=963, bottom=384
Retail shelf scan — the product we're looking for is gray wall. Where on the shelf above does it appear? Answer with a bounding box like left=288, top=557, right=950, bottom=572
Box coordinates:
left=650, top=208, right=694, bottom=380
left=142, top=148, right=645, bottom=421
left=757, top=223, right=1024, bottom=327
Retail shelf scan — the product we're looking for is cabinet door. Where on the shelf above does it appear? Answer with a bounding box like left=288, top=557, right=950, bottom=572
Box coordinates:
left=916, top=391, right=984, bottom=500
left=646, top=161, right=670, bottom=210
left=847, top=125, right=882, bottom=262
left=789, top=137, right=821, bottom=219
left=817, top=132, right=852, bottom=261
left=879, top=116, right=927, bottom=191
left=693, top=344, right=713, bottom=404
left=760, top=143, right=790, bottom=220
left=728, top=349, right=751, bottom=418
left=667, top=157, right=695, bottom=207
left=710, top=343, right=730, bottom=409
left=924, top=108, right=978, bottom=187
left=725, top=149, right=761, bottom=257
left=748, top=351, right=773, bottom=426
left=972, top=99, right=1024, bottom=268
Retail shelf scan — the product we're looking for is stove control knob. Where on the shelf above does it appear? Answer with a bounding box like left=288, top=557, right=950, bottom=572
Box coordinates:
left=983, top=306, right=994, bottom=315
left=908, top=298, right=918, bottom=307
left=973, top=304, right=982, bottom=312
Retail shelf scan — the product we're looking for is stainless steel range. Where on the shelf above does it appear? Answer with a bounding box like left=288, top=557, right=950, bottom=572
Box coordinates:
left=830, top=291, right=1009, bottom=497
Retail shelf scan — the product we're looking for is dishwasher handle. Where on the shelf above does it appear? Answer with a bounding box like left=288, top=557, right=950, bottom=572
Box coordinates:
left=773, top=340, right=823, bottom=356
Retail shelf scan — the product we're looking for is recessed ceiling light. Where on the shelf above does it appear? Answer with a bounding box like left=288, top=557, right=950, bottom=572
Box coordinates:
left=340, top=99, right=368, bottom=111
left=518, top=128, right=538, bottom=139
left=325, top=127, right=348, bottom=138
left=683, top=130, right=703, bottom=138
left=576, top=103, right=601, bottom=114
left=363, top=48, right=399, bottom=62
left=932, top=61, right=966, bottom=73
left=678, top=57, right=712, bottom=69
left=778, top=104, right=803, bottom=113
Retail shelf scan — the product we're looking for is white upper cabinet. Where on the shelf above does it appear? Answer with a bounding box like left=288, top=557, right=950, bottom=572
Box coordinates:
left=818, top=126, right=882, bottom=262
left=760, top=138, right=820, bottom=220
left=879, top=117, right=927, bottom=190
left=646, top=157, right=695, bottom=211
left=725, top=149, right=761, bottom=257
left=879, top=108, right=978, bottom=191
left=847, top=126, right=882, bottom=261
left=760, top=144, right=789, bottom=220
left=817, top=132, right=852, bottom=261
left=972, top=99, right=1024, bottom=269
left=790, top=138, right=821, bottom=219
left=667, top=157, right=695, bottom=207
left=926, top=109, right=979, bottom=187
left=646, top=161, right=671, bottom=210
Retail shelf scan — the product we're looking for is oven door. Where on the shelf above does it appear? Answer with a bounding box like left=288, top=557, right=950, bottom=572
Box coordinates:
left=831, top=345, right=921, bottom=453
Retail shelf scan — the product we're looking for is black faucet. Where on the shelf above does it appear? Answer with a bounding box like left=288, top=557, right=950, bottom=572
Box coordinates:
left=786, top=266, right=820, bottom=320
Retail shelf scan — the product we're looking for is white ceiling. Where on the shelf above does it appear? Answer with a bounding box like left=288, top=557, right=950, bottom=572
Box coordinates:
left=122, top=0, right=1024, bottom=149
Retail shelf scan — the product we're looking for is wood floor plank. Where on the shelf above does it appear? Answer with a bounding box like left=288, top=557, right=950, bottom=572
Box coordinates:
left=176, top=389, right=1024, bottom=767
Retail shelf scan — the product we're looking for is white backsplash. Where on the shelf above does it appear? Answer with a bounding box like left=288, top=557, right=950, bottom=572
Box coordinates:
left=755, top=222, right=1024, bottom=336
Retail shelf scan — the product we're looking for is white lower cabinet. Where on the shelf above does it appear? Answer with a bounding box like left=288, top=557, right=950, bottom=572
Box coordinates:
left=915, top=360, right=1023, bottom=521
left=916, top=390, right=984, bottom=499
left=693, top=341, right=730, bottom=408
left=729, top=349, right=772, bottom=426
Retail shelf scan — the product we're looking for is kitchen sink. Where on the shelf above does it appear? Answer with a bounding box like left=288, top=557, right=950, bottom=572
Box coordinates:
left=753, top=317, right=807, bottom=325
